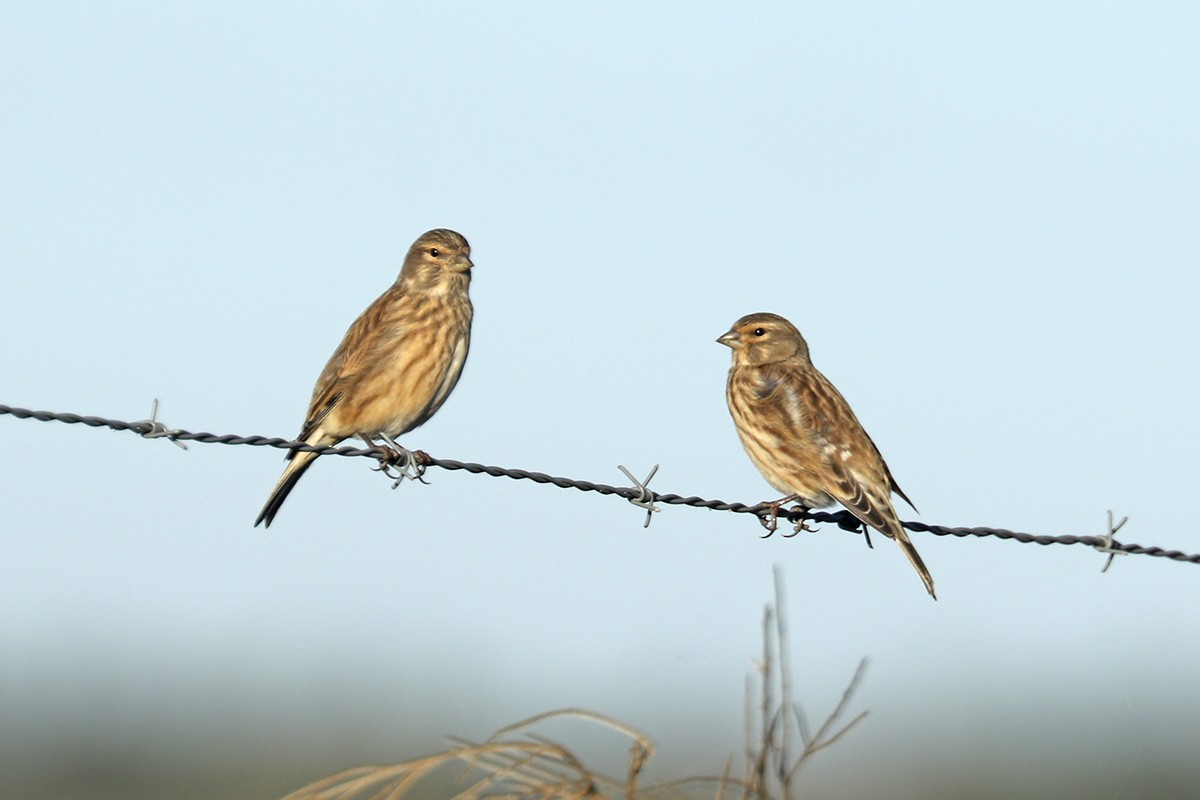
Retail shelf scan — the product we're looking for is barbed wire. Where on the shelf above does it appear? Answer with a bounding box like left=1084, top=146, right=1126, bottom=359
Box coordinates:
left=3, top=402, right=1197, bottom=567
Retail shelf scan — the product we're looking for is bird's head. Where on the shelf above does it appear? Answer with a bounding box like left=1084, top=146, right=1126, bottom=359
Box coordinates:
left=401, top=228, right=474, bottom=288
left=717, top=312, right=810, bottom=366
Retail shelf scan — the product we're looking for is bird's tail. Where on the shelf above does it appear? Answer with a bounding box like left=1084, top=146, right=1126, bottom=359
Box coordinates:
left=893, top=529, right=937, bottom=600
left=254, top=448, right=320, bottom=528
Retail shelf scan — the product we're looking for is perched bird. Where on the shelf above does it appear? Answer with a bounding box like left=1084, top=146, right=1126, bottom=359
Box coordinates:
left=255, top=228, right=474, bottom=528
left=718, top=312, right=936, bottom=599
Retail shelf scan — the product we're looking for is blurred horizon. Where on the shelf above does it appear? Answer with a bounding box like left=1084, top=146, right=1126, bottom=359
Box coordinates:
left=4, top=563, right=1198, bottom=799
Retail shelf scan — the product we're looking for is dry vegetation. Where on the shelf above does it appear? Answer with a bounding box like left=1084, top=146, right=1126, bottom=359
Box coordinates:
left=282, top=568, right=866, bottom=800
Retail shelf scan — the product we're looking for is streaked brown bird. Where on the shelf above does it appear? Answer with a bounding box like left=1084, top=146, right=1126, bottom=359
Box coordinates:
left=255, top=228, right=474, bottom=528
left=718, top=312, right=936, bottom=599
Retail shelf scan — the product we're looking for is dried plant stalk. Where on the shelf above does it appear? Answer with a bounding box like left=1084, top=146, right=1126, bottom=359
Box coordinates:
left=283, top=572, right=867, bottom=800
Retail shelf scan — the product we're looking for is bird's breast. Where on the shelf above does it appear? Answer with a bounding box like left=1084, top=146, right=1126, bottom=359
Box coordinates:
left=326, top=294, right=471, bottom=438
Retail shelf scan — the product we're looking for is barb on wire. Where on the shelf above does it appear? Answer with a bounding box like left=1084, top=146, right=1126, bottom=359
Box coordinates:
left=2, top=403, right=1197, bottom=567
left=1096, top=510, right=1130, bottom=573
left=131, top=399, right=188, bottom=450
left=618, top=463, right=660, bottom=528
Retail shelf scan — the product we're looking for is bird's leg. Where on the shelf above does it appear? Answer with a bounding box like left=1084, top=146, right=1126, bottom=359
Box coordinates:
left=843, top=519, right=874, bottom=548
left=758, top=494, right=803, bottom=538
left=377, top=433, right=430, bottom=486
left=360, top=433, right=424, bottom=484
left=860, top=525, right=874, bottom=549
left=361, top=434, right=402, bottom=479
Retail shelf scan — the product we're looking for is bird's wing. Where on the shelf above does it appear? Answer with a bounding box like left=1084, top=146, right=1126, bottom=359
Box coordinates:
left=782, top=363, right=934, bottom=597
left=300, top=284, right=402, bottom=439
left=798, top=367, right=906, bottom=540
left=822, top=452, right=902, bottom=538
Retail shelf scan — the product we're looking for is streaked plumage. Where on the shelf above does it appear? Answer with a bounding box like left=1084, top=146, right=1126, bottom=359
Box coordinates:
left=718, top=312, right=936, bottom=599
left=255, top=228, right=474, bottom=527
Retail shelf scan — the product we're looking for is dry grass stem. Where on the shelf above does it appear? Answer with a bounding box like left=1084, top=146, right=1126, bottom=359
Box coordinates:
left=282, top=572, right=867, bottom=800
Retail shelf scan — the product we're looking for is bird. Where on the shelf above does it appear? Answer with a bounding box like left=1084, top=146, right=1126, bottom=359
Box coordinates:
left=718, top=312, right=936, bottom=599
left=254, top=228, right=474, bottom=528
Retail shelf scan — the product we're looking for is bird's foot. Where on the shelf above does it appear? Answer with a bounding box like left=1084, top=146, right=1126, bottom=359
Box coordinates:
left=784, top=514, right=817, bottom=538
left=757, top=495, right=806, bottom=538
left=385, top=447, right=430, bottom=488
left=365, top=435, right=430, bottom=487
left=781, top=504, right=815, bottom=538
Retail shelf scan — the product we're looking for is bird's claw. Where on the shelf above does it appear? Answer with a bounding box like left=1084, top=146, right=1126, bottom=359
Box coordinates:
left=784, top=516, right=818, bottom=537
left=758, top=497, right=809, bottom=538
left=371, top=444, right=430, bottom=487
left=406, top=450, right=433, bottom=485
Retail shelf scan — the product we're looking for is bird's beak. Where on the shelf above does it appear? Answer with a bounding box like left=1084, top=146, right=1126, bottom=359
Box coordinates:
left=452, top=254, right=474, bottom=273
left=717, top=329, right=739, bottom=348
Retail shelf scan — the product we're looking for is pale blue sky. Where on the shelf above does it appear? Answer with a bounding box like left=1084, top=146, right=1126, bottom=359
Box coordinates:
left=2, top=3, right=1198, bottom=798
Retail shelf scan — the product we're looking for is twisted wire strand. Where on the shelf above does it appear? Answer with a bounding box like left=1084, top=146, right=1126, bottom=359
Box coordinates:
left=3, top=403, right=1196, bottom=566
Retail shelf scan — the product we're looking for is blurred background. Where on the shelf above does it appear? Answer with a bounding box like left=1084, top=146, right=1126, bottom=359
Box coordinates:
left=2, top=3, right=1198, bottom=798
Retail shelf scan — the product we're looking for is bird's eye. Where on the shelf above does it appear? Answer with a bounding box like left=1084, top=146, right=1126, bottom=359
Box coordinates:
left=429, top=248, right=440, bottom=257
left=752, top=328, right=766, bottom=337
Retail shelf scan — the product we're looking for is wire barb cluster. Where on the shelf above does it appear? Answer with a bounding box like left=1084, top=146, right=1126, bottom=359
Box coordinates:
left=3, top=402, right=1198, bottom=568
left=618, top=463, right=661, bottom=528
